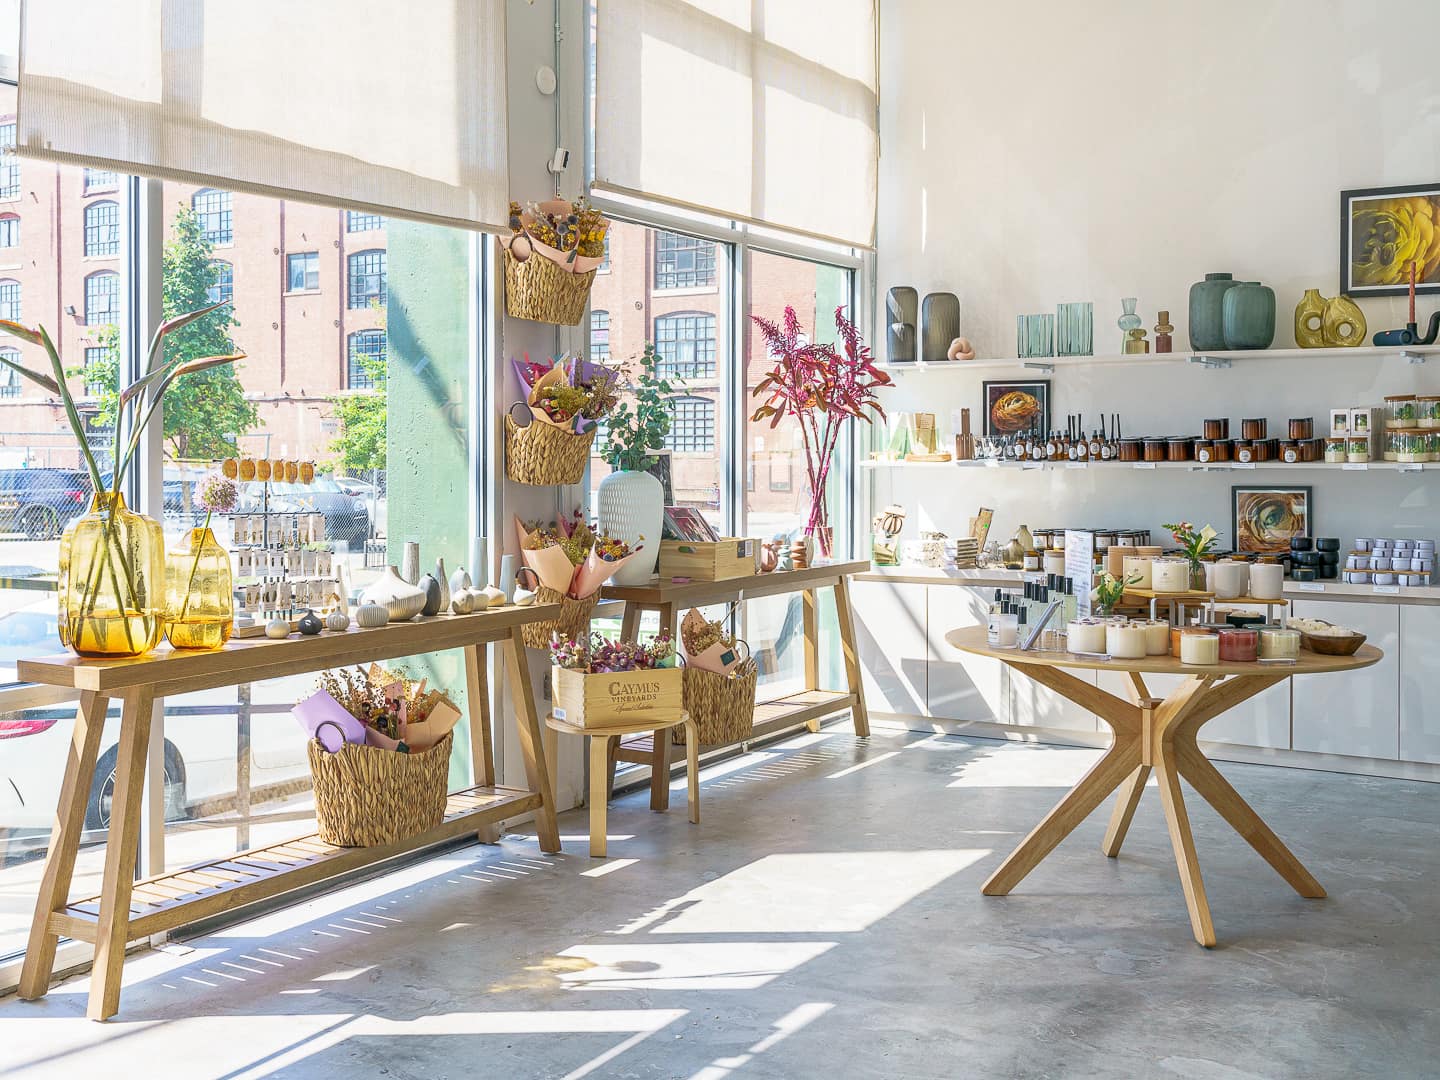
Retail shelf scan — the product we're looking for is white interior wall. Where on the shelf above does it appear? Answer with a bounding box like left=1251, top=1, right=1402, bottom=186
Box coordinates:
left=874, top=0, right=1440, bottom=550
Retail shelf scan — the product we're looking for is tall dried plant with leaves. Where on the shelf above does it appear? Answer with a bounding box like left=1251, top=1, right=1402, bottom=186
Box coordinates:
left=749, top=306, right=890, bottom=550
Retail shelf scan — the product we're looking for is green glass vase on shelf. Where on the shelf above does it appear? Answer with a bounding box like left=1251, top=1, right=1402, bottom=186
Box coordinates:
left=0, top=300, right=243, bottom=658
left=59, top=492, right=166, bottom=658
left=164, top=526, right=234, bottom=650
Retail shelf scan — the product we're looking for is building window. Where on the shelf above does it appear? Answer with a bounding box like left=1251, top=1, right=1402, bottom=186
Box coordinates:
left=666, top=395, right=715, bottom=452
left=84, top=167, right=118, bottom=192
left=0, top=122, right=16, bottom=200
left=347, top=210, right=384, bottom=232
left=654, top=231, right=715, bottom=289
left=83, top=346, right=114, bottom=397
left=287, top=251, right=320, bottom=292
left=654, top=313, right=716, bottom=379
left=347, top=329, right=385, bottom=389
left=208, top=260, right=233, bottom=304
left=590, top=309, right=610, bottom=361
left=192, top=188, right=233, bottom=244
left=0, top=279, right=19, bottom=321
left=347, top=249, right=387, bottom=308
left=0, top=348, right=20, bottom=397
left=84, top=201, right=120, bottom=257
left=598, top=235, right=611, bottom=273
left=0, top=213, right=17, bottom=248
left=84, top=271, right=119, bottom=325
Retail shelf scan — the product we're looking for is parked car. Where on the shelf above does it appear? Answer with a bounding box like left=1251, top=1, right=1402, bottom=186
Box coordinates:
left=335, top=476, right=386, bottom=539
left=0, top=468, right=93, bottom=540
left=239, top=479, right=371, bottom=550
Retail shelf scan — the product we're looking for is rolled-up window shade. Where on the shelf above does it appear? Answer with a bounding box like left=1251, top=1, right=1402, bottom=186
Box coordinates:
left=593, top=0, right=877, bottom=250
left=17, top=0, right=509, bottom=233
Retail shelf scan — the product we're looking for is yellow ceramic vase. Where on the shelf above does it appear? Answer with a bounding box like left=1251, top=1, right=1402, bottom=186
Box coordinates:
left=58, top=492, right=166, bottom=658
left=164, top=526, right=234, bottom=650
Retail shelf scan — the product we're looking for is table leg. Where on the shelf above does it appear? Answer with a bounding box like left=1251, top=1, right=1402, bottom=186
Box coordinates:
left=18, top=691, right=108, bottom=1001
left=649, top=603, right=677, bottom=810
left=88, top=687, right=154, bottom=1021
left=684, top=717, right=700, bottom=824
left=502, top=627, right=561, bottom=854
left=833, top=576, right=870, bottom=737
left=589, top=736, right=610, bottom=858
left=464, top=643, right=500, bottom=844
left=802, top=587, right=819, bottom=732
left=1101, top=764, right=1151, bottom=857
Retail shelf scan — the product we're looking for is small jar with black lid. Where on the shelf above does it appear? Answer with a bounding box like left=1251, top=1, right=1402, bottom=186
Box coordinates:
left=1251, top=440, right=1273, bottom=462
left=1166, top=437, right=1192, bottom=462
left=1143, top=438, right=1167, bottom=462
left=1234, top=439, right=1254, bottom=463
left=1194, top=439, right=1215, bottom=463
left=1280, top=440, right=1301, bottom=463
left=1119, top=438, right=1143, bottom=462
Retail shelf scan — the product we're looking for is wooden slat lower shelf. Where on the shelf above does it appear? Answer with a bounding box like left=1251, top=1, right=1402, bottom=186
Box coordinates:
left=50, top=784, right=542, bottom=943
left=614, top=689, right=857, bottom=762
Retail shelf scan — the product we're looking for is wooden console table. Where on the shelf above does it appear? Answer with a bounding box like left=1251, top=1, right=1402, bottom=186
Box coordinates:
left=16, top=606, right=563, bottom=1021
left=946, top=626, right=1381, bottom=946
left=599, top=560, right=871, bottom=802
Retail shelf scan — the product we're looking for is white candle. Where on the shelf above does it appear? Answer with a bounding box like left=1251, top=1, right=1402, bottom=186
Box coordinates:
left=1180, top=631, right=1220, bottom=665
left=1250, top=562, right=1284, bottom=599
left=1140, top=619, right=1170, bottom=655
left=1151, top=557, right=1190, bottom=593
left=1122, top=555, right=1153, bottom=590
left=1106, top=622, right=1148, bottom=659
left=1213, top=560, right=1248, bottom=599
left=1067, top=620, right=1107, bottom=654
left=1258, top=627, right=1300, bottom=659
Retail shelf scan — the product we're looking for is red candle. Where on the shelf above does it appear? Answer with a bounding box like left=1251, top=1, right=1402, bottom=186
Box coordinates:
left=1217, top=627, right=1258, bottom=662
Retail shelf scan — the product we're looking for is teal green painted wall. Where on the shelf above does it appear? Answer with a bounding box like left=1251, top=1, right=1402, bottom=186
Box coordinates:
left=384, top=220, right=475, bottom=787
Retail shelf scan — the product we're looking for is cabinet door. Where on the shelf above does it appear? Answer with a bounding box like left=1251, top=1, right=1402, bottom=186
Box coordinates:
left=1400, top=605, right=1440, bottom=763
left=1291, top=600, right=1399, bottom=760
left=926, top=586, right=1007, bottom=723
left=851, top=580, right=928, bottom=718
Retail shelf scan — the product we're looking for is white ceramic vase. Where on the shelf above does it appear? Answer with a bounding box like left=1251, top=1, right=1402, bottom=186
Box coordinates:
left=360, top=565, right=427, bottom=621
left=598, top=469, right=663, bottom=586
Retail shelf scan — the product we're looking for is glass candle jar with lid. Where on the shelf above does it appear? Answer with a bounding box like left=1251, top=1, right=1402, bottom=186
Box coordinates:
left=1067, top=619, right=1108, bottom=654
left=1324, top=437, right=1346, bottom=463
left=1139, top=618, right=1171, bottom=655
left=1250, top=558, right=1284, bottom=599
left=1106, top=621, right=1148, bottom=659
left=1419, top=396, right=1440, bottom=429
left=1212, top=559, right=1248, bottom=599
left=1348, top=436, right=1371, bottom=463
left=1386, top=394, right=1417, bottom=429
left=1258, top=626, right=1301, bottom=660
left=1121, top=554, right=1153, bottom=589
left=1218, top=627, right=1259, bottom=662
left=1151, top=556, right=1191, bottom=593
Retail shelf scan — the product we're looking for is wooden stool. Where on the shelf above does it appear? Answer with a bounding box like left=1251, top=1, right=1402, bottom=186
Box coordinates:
left=545, top=711, right=699, bottom=857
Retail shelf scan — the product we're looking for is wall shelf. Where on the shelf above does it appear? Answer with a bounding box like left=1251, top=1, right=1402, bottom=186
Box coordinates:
left=861, top=459, right=1436, bottom=473
left=877, top=344, right=1440, bottom=373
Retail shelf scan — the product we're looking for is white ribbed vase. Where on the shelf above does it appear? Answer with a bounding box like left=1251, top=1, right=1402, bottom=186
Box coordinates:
left=597, top=470, right=663, bottom=586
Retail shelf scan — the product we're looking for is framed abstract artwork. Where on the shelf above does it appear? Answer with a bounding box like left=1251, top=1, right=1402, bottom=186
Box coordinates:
left=1232, top=485, right=1312, bottom=554
left=982, top=379, right=1050, bottom=438
left=1340, top=184, right=1440, bottom=298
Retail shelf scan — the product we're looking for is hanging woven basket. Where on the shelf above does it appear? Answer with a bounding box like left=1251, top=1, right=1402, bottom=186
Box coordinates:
left=504, top=413, right=596, bottom=486
left=307, top=731, right=453, bottom=848
left=520, top=584, right=601, bottom=649
left=503, top=246, right=596, bottom=326
left=675, top=660, right=758, bottom=746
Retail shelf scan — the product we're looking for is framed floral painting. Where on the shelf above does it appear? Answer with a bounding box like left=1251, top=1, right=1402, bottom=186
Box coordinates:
left=1340, top=184, right=1440, bottom=297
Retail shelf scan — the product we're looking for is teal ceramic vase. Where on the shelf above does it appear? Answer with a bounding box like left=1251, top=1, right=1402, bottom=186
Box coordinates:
left=1187, top=272, right=1238, bottom=351
left=1222, top=281, right=1276, bottom=349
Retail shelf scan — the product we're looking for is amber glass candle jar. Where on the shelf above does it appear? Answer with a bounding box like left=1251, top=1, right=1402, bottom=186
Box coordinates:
left=1203, top=418, right=1229, bottom=440
left=1143, top=438, right=1167, bottom=462
left=1166, top=437, right=1192, bottom=462
left=1288, top=417, right=1313, bottom=440
left=1241, top=418, right=1267, bottom=440
left=1119, top=438, right=1143, bottom=462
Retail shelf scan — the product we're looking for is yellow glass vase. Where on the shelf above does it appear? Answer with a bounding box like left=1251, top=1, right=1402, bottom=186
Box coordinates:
left=58, top=492, right=166, bottom=658
left=164, top=526, right=234, bottom=650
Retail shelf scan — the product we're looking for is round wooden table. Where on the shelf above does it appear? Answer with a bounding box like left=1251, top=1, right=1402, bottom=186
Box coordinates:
left=945, top=626, right=1383, bottom=946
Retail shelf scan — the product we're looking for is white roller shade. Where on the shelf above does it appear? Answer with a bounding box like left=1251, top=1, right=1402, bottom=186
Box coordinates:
left=593, top=0, right=877, bottom=249
left=17, top=0, right=510, bottom=232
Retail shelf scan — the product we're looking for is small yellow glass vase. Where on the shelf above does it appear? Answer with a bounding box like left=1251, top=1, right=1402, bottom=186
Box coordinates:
left=164, top=526, right=234, bottom=650
left=58, top=492, right=166, bottom=658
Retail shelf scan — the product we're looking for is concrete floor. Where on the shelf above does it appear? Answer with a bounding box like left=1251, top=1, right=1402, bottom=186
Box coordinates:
left=1, top=724, right=1438, bottom=1079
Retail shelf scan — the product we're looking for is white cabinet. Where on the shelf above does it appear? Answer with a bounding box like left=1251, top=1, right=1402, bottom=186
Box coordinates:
left=1399, top=605, right=1440, bottom=764
left=1291, top=600, right=1399, bottom=760
left=851, top=580, right=928, bottom=718
left=926, top=586, right=1007, bottom=724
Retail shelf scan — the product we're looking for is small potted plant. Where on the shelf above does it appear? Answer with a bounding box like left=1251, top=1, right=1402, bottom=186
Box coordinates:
left=1164, top=521, right=1219, bottom=591
left=1091, top=571, right=1141, bottom=617
left=597, top=342, right=677, bottom=584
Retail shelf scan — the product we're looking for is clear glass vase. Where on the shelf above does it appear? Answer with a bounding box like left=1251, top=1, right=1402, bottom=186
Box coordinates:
left=58, top=492, right=166, bottom=658
left=164, top=526, right=234, bottom=650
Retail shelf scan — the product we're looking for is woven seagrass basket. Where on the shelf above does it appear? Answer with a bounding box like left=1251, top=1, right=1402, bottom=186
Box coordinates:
left=520, top=585, right=600, bottom=649
left=675, top=660, right=758, bottom=746
left=504, top=413, right=596, bottom=486
left=308, top=731, right=453, bottom=847
left=503, top=246, right=595, bottom=326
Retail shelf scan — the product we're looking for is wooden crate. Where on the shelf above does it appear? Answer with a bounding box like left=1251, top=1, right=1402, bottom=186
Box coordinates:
left=551, top=665, right=684, bottom=729
left=659, top=538, right=758, bottom=581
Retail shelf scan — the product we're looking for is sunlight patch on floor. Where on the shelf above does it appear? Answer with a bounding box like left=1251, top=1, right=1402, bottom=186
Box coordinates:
left=556, top=941, right=836, bottom=991
left=947, top=743, right=1101, bottom=788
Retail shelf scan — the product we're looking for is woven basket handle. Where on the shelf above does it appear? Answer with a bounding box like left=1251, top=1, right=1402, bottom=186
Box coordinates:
left=314, top=719, right=348, bottom=754
left=508, top=400, right=535, bottom=428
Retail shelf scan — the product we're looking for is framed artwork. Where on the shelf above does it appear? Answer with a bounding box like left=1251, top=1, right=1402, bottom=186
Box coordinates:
left=1340, top=184, right=1440, bottom=297
left=1232, top=485, right=1312, bottom=554
left=982, top=379, right=1050, bottom=438
left=645, top=450, right=674, bottom=504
